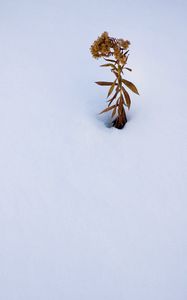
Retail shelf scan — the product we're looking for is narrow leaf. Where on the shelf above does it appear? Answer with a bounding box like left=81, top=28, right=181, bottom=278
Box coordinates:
left=100, top=63, right=116, bottom=69
left=122, top=79, right=139, bottom=95
left=99, top=104, right=116, bottom=114
left=95, top=81, right=115, bottom=86
left=113, top=71, right=119, bottom=79
left=122, top=87, right=131, bottom=109
left=104, top=58, right=117, bottom=63
left=107, top=80, right=117, bottom=98
left=107, top=88, right=119, bottom=103
left=125, top=67, right=132, bottom=72
left=112, top=106, right=117, bottom=118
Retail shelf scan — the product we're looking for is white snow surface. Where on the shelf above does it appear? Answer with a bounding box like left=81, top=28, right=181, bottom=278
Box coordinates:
left=0, top=0, right=187, bottom=299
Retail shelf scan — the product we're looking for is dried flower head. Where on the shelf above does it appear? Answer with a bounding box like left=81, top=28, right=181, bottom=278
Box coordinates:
left=117, top=39, right=130, bottom=50
left=90, top=32, right=111, bottom=58
left=90, top=32, right=130, bottom=65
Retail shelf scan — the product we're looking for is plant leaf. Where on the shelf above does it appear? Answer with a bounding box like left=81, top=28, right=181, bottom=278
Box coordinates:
left=112, top=106, right=117, bottom=118
left=99, top=104, right=116, bottom=114
left=122, top=79, right=139, bottom=95
left=125, top=67, right=132, bottom=72
left=122, top=87, right=131, bottom=109
left=107, top=80, right=117, bottom=98
left=100, top=63, right=116, bottom=69
left=107, top=88, right=119, bottom=107
left=95, top=81, right=116, bottom=86
left=107, top=88, right=119, bottom=103
left=120, top=94, right=125, bottom=106
left=104, top=58, right=117, bottom=63
left=107, top=99, right=113, bottom=107
left=113, top=71, right=119, bottom=79
left=113, top=70, right=122, bottom=85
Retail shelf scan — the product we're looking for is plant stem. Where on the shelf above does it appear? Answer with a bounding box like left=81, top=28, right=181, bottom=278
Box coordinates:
left=112, top=62, right=127, bottom=129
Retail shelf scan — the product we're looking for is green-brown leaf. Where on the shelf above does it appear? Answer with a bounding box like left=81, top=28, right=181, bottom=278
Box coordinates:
left=100, top=63, right=117, bottom=70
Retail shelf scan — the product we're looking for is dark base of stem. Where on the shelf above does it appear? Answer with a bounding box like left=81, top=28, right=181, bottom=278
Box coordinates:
left=112, top=115, right=127, bottom=129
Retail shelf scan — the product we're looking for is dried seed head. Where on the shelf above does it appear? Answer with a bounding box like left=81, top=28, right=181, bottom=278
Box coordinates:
left=90, top=32, right=130, bottom=65
left=117, top=39, right=130, bottom=50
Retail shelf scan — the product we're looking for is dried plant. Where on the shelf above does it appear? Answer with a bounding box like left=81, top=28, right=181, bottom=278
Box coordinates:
left=90, top=32, right=139, bottom=129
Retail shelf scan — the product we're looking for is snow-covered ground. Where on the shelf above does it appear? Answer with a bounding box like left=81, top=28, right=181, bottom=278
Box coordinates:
left=0, top=0, right=187, bottom=299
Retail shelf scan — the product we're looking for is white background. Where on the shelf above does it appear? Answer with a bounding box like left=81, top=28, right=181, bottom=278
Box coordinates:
left=0, top=0, right=187, bottom=299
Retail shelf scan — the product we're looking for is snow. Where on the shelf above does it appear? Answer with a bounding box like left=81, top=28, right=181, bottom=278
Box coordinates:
left=0, top=0, right=187, bottom=299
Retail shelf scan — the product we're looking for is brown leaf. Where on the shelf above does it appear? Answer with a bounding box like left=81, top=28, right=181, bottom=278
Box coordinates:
left=122, top=79, right=139, bottom=95
left=113, top=71, right=119, bottom=79
left=95, top=81, right=116, bottom=86
left=107, top=80, right=117, bottom=98
left=112, top=106, right=117, bottom=118
left=107, top=87, right=119, bottom=101
left=100, top=63, right=117, bottom=70
left=107, top=99, right=113, bottom=107
left=122, top=87, right=131, bottom=109
left=104, top=58, right=117, bottom=63
left=99, top=104, right=116, bottom=114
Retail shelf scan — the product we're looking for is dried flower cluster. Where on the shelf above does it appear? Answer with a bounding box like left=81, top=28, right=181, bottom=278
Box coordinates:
left=90, top=32, right=139, bottom=129
left=90, top=31, right=130, bottom=65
